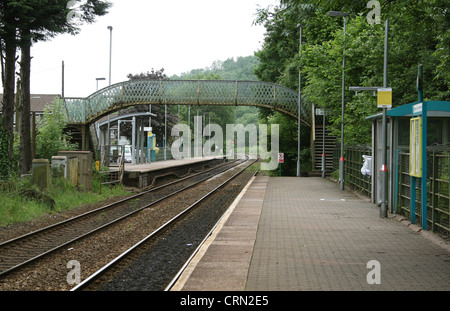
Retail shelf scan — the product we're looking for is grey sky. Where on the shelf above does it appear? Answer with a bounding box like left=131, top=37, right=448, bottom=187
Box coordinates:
left=24, top=0, right=277, bottom=98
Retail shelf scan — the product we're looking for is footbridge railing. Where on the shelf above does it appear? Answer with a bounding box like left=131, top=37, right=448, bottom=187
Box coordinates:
left=63, top=80, right=311, bottom=126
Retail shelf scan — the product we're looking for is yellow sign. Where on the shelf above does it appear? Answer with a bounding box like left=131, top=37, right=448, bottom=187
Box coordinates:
left=377, top=88, right=392, bottom=108
left=409, top=117, right=422, bottom=177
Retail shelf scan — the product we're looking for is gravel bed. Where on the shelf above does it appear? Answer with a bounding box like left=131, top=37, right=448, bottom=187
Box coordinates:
left=89, top=169, right=253, bottom=291
left=0, top=161, right=255, bottom=291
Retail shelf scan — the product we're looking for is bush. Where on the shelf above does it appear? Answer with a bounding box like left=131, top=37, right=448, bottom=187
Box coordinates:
left=35, top=99, right=77, bottom=160
left=0, top=175, right=129, bottom=227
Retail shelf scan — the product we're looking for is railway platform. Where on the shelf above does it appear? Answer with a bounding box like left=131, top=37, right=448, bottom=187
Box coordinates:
left=172, top=176, right=450, bottom=291
left=122, top=156, right=226, bottom=188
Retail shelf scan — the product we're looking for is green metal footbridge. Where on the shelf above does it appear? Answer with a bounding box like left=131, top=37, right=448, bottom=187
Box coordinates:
left=63, top=80, right=311, bottom=126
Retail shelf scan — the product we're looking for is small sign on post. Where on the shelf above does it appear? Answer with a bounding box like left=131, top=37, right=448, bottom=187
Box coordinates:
left=278, top=153, right=284, bottom=177
left=278, top=153, right=284, bottom=164
left=377, top=87, right=392, bottom=108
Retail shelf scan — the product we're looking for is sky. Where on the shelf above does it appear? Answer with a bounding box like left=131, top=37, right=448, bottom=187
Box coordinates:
left=20, top=0, right=279, bottom=98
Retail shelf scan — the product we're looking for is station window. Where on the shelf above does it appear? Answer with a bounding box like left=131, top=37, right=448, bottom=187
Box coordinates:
left=427, top=119, right=443, bottom=145
left=398, top=118, right=409, bottom=146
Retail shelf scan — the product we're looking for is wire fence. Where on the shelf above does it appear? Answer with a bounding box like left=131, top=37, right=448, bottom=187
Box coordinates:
left=398, top=151, right=450, bottom=236
left=332, top=146, right=449, bottom=237
left=333, top=145, right=372, bottom=198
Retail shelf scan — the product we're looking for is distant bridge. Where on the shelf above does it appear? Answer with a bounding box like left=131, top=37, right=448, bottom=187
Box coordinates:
left=63, top=80, right=311, bottom=126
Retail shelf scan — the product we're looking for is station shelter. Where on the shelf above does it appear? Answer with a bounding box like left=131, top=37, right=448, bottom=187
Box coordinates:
left=369, top=100, right=450, bottom=230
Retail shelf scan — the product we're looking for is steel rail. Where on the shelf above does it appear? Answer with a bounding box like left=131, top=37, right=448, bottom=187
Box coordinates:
left=0, top=158, right=245, bottom=278
left=71, top=158, right=257, bottom=291
left=0, top=158, right=231, bottom=249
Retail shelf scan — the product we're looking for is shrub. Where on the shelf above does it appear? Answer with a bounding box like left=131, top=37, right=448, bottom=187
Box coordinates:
left=35, top=99, right=77, bottom=160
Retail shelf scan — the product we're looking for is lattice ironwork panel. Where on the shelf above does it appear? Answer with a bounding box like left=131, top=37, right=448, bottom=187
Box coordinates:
left=63, top=80, right=311, bottom=126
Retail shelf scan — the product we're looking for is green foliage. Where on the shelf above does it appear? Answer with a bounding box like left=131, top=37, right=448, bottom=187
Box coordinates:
left=254, top=0, right=449, bottom=150
left=35, top=99, right=77, bottom=160
left=172, top=56, right=260, bottom=81
left=235, top=106, right=259, bottom=126
left=0, top=175, right=129, bottom=227
left=262, top=111, right=311, bottom=176
left=171, top=56, right=261, bottom=131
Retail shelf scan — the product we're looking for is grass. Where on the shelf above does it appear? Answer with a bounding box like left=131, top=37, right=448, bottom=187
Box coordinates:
left=0, top=176, right=130, bottom=228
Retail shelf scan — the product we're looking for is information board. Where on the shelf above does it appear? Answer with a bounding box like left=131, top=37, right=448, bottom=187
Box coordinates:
left=377, top=87, right=392, bottom=108
left=409, top=117, right=422, bottom=177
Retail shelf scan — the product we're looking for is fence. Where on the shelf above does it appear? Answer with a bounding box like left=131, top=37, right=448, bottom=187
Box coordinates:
left=332, top=146, right=450, bottom=236
left=398, top=151, right=450, bottom=236
left=333, top=146, right=372, bottom=198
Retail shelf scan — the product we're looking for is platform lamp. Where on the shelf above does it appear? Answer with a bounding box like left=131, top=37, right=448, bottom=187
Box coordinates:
left=328, top=11, right=349, bottom=191
left=96, top=77, right=105, bottom=91
left=297, top=23, right=303, bottom=177
left=107, top=26, right=113, bottom=86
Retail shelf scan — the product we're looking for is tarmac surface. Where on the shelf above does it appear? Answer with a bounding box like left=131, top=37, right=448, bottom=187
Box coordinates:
left=172, top=176, right=450, bottom=291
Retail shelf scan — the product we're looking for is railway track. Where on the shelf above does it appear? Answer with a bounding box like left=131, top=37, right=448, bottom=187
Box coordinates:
left=71, top=158, right=258, bottom=291
left=0, top=158, right=248, bottom=278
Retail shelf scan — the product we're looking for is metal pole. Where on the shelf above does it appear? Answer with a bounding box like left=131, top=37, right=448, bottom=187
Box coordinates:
left=61, top=61, right=64, bottom=99
left=117, top=121, right=120, bottom=143
left=149, top=104, right=152, bottom=130
left=137, top=118, right=141, bottom=164
left=107, top=115, right=110, bottom=146
left=339, top=16, right=347, bottom=191
left=322, top=112, right=326, bottom=178
left=188, top=105, right=191, bottom=158
left=380, top=17, right=389, bottom=218
left=164, top=104, right=167, bottom=161
left=107, top=26, right=113, bottom=86
left=297, top=24, right=302, bottom=177
left=132, top=116, right=136, bottom=165
left=208, top=113, right=211, bottom=156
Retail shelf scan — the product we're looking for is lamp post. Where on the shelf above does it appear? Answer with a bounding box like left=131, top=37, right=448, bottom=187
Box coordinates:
left=348, top=18, right=390, bottom=218
left=297, top=23, right=302, bottom=177
left=328, top=11, right=349, bottom=191
left=96, top=77, right=105, bottom=91
left=380, top=17, right=389, bottom=218
left=107, top=26, right=113, bottom=86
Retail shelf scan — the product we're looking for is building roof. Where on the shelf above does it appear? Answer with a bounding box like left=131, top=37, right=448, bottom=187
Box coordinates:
left=366, top=101, right=450, bottom=120
left=386, top=101, right=450, bottom=117
left=0, top=94, right=61, bottom=112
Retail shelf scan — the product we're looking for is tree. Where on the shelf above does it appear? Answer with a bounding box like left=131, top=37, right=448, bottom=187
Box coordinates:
left=1, top=0, right=111, bottom=175
left=254, top=0, right=449, bottom=153
left=35, top=99, right=77, bottom=160
left=0, top=1, right=20, bottom=174
left=127, top=68, right=170, bottom=81
left=171, top=56, right=263, bottom=130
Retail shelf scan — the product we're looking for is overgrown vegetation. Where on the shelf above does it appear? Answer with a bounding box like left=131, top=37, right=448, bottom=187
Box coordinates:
left=35, top=99, right=78, bottom=160
left=253, top=0, right=449, bottom=175
left=0, top=174, right=129, bottom=227
left=0, top=98, right=128, bottom=228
